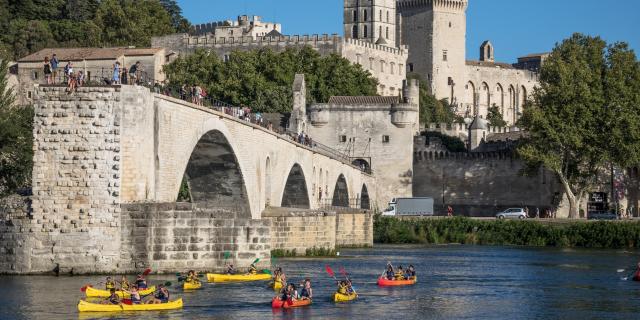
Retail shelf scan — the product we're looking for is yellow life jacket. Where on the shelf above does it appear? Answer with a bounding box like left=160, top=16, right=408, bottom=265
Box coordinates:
left=338, top=285, right=347, bottom=294
left=105, top=281, right=115, bottom=290
left=394, top=271, right=405, bottom=280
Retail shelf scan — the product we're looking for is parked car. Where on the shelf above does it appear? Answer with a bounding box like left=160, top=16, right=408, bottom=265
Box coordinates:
left=587, top=211, right=619, bottom=220
left=496, top=208, right=527, bottom=220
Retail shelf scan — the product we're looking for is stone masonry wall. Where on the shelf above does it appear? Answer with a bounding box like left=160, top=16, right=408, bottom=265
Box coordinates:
left=263, top=208, right=336, bottom=255
left=0, top=196, right=32, bottom=273
left=335, top=211, right=373, bottom=247
left=24, top=86, right=124, bottom=274
left=120, top=203, right=271, bottom=273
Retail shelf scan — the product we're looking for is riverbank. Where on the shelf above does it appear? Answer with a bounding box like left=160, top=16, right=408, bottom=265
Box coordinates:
left=374, top=216, right=640, bottom=248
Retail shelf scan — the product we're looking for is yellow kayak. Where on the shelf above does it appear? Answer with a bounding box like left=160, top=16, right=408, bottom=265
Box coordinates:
left=183, top=281, right=202, bottom=290
left=270, top=280, right=283, bottom=290
left=77, top=298, right=183, bottom=312
left=207, top=273, right=271, bottom=283
left=333, top=292, right=358, bottom=302
left=85, top=286, right=156, bottom=298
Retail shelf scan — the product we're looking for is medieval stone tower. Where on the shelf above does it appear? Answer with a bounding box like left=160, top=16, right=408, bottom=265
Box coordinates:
left=344, top=0, right=398, bottom=47
left=398, top=0, right=468, bottom=101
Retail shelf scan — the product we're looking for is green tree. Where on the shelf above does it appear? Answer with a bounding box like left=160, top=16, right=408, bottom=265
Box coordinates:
left=518, top=34, right=640, bottom=218
left=0, top=60, right=33, bottom=196
left=163, top=47, right=378, bottom=113
left=487, top=104, right=507, bottom=127
left=160, top=0, right=191, bottom=33
left=408, top=74, right=459, bottom=125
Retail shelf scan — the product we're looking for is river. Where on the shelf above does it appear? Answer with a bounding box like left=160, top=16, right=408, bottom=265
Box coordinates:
left=1, top=245, right=638, bottom=320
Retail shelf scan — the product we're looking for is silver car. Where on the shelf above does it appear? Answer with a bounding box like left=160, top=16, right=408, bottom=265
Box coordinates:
left=496, top=208, right=527, bottom=220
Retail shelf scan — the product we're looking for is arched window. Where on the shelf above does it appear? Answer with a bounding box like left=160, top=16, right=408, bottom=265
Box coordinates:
left=481, top=82, right=490, bottom=117
left=363, top=25, right=368, bottom=38
left=380, top=60, right=386, bottom=73
left=387, top=11, right=390, bottom=22
left=466, top=81, right=476, bottom=115
left=353, top=10, right=358, bottom=22
left=363, top=9, right=368, bottom=22
left=386, top=27, right=389, bottom=39
left=379, top=26, right=382, bottom=38
left=352, top=25, right=358, bottom=39
left=390, top=62, right=395, bottom=75
left=496, top=83, right=504, bottom=115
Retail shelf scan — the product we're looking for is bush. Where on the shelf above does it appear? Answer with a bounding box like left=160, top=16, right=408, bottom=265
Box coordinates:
left=374, top=216, right=640, bottom=249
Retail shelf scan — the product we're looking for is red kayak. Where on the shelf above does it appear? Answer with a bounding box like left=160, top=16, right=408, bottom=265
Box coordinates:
left=633, top=270, right=640, bottom=281
left=271, top=298, right=312, bottom=309
left=377, top=276, right=417, bottom=287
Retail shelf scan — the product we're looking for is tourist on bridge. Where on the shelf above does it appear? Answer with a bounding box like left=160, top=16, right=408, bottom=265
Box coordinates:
left=112, top=61, right=120, bottom=84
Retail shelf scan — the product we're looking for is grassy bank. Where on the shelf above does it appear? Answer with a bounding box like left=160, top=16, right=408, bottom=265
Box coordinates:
left=271, top=247, right=337, bottom=258
left=374, top=216, right=640, bottom=248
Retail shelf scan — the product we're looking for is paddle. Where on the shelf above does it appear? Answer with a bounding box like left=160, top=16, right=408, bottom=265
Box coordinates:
left=325, top=265, right=338, bottom=281
left=339, top=266, right=357, bottom=294
left=80, top=284, right=92, bottom=292
left=223, top=251, right=231, bottom=267
left=262, top=269, right=272, bottom=275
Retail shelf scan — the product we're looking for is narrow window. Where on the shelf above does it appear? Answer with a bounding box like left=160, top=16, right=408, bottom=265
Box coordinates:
left=339, top=135, right=347, bottom=143
left=352, top=25, right=358, bottom=38
left=443, top=50, right=448, bottom=61
left=380, top=60, right=385, bottom=73
left=386, top=27, right=389, bottom=39
left=390, top=62, right=395, bottom=75
left=363, top=25, right=368, bottom=38
left=363, top=10, right=368, bottom=22
left=353, top=10, right=358, bottom=22
left=356, top=54, right=362, bottom=65
left=369, top=58, right=374, bottom=70
left=379, top=10, right=382, bottom=21
left=28, top=91, right=32, bottom=99
left=33, top=71, right=38, bottom=80
left=382, top=135, right=390, bottom=143
left=387, top=11, right=390, bottom=23
left=408, top=63, right=414, bottom=72
left=379, top=26, right=382, bottom=38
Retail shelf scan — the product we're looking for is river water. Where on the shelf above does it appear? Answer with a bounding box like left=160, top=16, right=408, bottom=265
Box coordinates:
left=1, top=245, right=639, bottom=320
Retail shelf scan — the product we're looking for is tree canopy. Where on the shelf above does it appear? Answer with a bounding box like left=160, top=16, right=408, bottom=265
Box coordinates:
left=408, top=74, right=460, bottom=126
left=0, top=60, right=33, bottom=196
left=517, top=33, right=640, bottom=218
left=162, top=47, right=379, bottom=113
left=487, top=104, right=507, bottom=127
left=0, top=0, right=190, bottom=60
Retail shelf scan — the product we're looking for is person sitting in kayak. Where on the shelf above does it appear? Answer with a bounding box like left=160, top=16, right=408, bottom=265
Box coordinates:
left=395, top=265, right=406, bottom=280
left=101, top=288, right=120, bottom=305
left=337, top=280, right=348, bottom=294
left=406, top=265, right=416, bottom=279
left=105, top=276, right=116, bottom=290
left=385, top=265, right=395, bottom=280
left=123, top=285, right=142, bottom=304
left=135, top=275, right=148, bottom=289
left=346, top=280, right=355, bottom=294
left=299, top=278, right=313, bottom=300
left=248, top=263, right=258, bottom=275
left=119, top=276, right=130, bottom=290
left=279, top=283, right=294, bottom=302
left=225, top=263, right=236, bottom=275
left=272, top=268, right=285, bottom=288
left=148, top=284, right=170, bottom=304
left=186, top=270, right=200, bottom=284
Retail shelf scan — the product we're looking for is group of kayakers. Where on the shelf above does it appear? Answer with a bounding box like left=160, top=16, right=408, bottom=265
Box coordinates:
left=99, top=274, right=168, bottom=305
left=383, top=262, right=417, bottom=281
left=224, top=262, right=258, bottom=275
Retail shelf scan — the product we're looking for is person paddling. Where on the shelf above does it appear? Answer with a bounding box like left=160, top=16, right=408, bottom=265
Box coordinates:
left=247, top=263, right=258, bottom=275
left=384, top=264, right=395, bottom=280
left=123, top=285, right=142, bottom=304
left=337, top=280, right=348, bottom=295
left=299, top=279, right=313, bottom=300
left=407, top=265, right=417, bottom=280
left=101, top=288, right=120, bottom=305
left=186, top=270, right=200, bottom=285
left=135, top=274, right=148, bottom=289
left=119, top=276, right=130, bottom=290
left=148, top=284, right=170, bottom=304
left=105, top=276, right=116, bottom=290
left=225, top=263, right=236, bottom=275
left=395, top=265, right=406, bottom=280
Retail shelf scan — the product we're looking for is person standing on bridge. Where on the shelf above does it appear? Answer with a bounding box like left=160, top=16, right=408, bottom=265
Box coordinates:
left=447, top=205, right=453, bottom=217
left=535, top=207, right=540, bottom=219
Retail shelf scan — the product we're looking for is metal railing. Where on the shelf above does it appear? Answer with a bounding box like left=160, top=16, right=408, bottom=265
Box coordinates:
left=39, top=68, right=152, bottom=86
left=318, top=198, right=371, bottom=211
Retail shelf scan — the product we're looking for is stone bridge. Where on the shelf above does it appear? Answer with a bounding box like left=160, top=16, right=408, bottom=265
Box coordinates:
left=0, top=85, right=374, bottom=274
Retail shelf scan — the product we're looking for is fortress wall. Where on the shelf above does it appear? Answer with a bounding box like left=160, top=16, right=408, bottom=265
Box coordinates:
left=335, top=210, right=373, bottom=247
left=412, top=151, right=564, bottom=216
left=263, top=209, right=336, bottom=256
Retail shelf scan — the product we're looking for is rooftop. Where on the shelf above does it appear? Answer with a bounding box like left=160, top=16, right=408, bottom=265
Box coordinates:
left=328, top=96, right=400, bottom=105
left=18, top=47, right=164, bottom=63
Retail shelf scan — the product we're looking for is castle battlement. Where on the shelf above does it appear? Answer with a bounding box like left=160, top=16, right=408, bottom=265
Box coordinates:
left=397, top=0, right=468, bottom=10
left=184, top=33, right=342, bottom=47
left=424, top=122, right=512, bottom=136
left=413, top=149, right=515, bottom=162
left=344, top=38, right=408, bottom=56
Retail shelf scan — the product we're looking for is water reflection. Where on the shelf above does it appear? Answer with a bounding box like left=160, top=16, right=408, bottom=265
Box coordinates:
left=0, top=245, right=639, bottom=320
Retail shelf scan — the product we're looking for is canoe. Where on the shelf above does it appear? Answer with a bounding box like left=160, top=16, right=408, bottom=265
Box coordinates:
left=333, top=292, right=358, bottom=302
left=271, top=298, right=312, bottom=309
left=77, top=298, right=183, bottom=312
left=183, top=281, right=202, bottom=290
left=206, top=273, right=271, bottom=283
left=270, top=280, right=283, bottom=290
left=85, top=286, right=156, bottom=298
left=377, top=276, right=417, bottom=287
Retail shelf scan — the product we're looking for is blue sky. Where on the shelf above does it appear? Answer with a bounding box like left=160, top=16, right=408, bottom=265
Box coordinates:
left=177, top=0, right=640, bottom=63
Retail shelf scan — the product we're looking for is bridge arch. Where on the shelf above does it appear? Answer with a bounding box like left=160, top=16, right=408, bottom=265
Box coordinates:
left=332, top=174, right=350, bottom=207
left=179, top=129, right=250, bottom=217
left=281, top=163, right=310, bottom=208
left=360, top=184, right=370, bottom=210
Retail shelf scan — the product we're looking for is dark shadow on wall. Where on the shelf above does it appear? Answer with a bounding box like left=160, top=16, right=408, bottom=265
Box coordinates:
left=181, top=130, right=251, bottom=217
left=332, top=174, right=349, bottom=207
left=281, top=164, right=310, bottom=209
left=361, top=184, right=370, bottom=210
